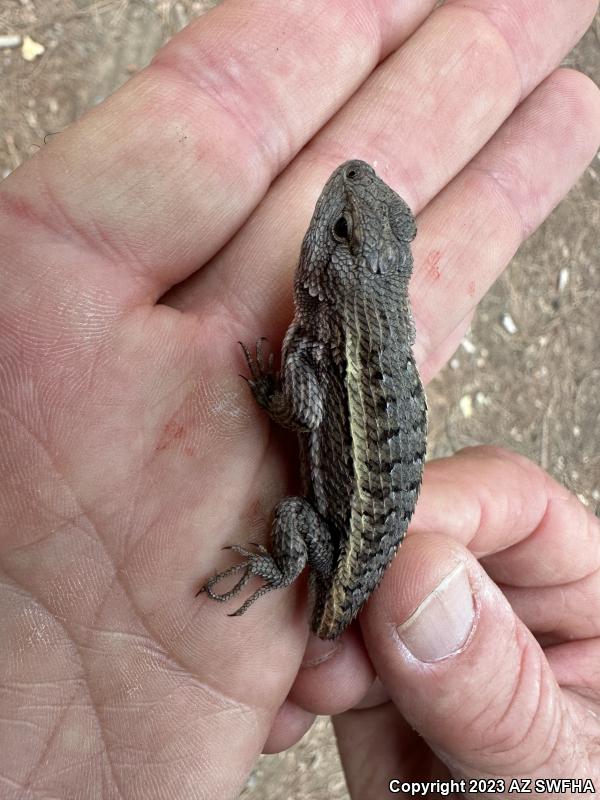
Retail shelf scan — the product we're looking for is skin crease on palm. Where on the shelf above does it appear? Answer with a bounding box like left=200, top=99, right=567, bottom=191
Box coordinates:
left=1, top=0, right=600, bottom=796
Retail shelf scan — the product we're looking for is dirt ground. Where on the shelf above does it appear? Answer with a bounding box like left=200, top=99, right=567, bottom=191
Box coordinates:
left=1, top=2, right=599, bottom=798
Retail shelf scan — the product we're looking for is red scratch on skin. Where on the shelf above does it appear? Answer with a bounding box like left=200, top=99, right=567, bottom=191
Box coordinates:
left=467, top=280, right=476, bottom=298
left=425, top=249, right=442, bottom=280
left=0, top=191, right=53, bottom=232
left=156, top=421, right=185, bottom=451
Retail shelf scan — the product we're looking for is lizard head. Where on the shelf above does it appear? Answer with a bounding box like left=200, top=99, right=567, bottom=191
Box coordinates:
left=295, top=159, right=417, bottom=305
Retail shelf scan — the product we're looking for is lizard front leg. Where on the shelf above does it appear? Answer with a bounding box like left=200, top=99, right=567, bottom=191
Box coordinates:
left=199, top=498, right=334, bottom=615
left=240, top=324, right=324, bottom=431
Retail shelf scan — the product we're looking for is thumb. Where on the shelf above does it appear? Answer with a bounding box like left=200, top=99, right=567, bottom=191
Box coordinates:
left=362, top=532, right=569, bottom=778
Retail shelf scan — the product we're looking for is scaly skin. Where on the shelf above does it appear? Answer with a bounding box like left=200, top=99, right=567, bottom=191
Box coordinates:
left=201, top=160, right=427, bottom=639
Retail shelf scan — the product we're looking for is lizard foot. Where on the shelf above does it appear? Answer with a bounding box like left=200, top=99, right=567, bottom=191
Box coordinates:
left=238, top=338, right=277, bottom=409
left=198, top=543, right=286, bottom=615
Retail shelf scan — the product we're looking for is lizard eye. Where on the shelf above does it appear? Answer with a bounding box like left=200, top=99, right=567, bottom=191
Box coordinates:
left=332, top=215, right=351, bottom=242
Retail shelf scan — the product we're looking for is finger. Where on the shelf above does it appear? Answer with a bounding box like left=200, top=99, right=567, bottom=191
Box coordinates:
left=445, top=0, right=596, bottom=98
left=502, top=569, right=600, bottom=643
left=363, top=532, right=579, bottom=778
left=334, top=704, right=437, bottom=789
left=0, top=0, right=436, bottom=307
left=182, top=0, right=599, bottom=325
left=411, top=68, right=600, bottom=372
left=416, top=310, right=474, bottom=386
left=410, top=445, right=600, bottom=587
left=262, top=700, right=315, bottom=754
left=544, top=639, right=600, bottom=694
left=288, top=625, right=375, bottom=716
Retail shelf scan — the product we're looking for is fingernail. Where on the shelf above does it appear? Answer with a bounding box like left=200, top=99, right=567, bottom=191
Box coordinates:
left=301, top=635, right=340, bottom=668
left=397, top=562, right=474, bottom=662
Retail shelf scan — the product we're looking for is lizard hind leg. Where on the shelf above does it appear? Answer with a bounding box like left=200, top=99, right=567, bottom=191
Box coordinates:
left=198, top=497, right=334, bottom=618
left=197, top=527, right=302, bottom=614
left=200, top=559, right=281, bottom=617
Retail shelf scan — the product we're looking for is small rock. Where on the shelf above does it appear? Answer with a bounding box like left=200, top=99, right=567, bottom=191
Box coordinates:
left=501, top=313, right=517, bottom=334
left=459, top=395, right=473, bottom=418
left=22, top=34, right=45, bottom=61
left=557, top=267, right=569, bottom=292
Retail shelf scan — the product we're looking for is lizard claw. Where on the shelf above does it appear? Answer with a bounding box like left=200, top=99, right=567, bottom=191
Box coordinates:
left=238, top=338, right=278, bottom=408
left=239, top=338, right=273, bottom=376
left=222, top=542, right=267, bottom=557
left=249, top=541, right=269, bottom=554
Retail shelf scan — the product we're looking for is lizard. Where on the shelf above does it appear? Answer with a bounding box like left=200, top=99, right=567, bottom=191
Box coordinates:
left=199, top=159, right=427, bottom=640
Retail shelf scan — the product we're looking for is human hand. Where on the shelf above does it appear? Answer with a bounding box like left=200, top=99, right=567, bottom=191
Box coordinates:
left=292, top=447, right=600, bottom=792
left=1, top=1, right=599, bottom=798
